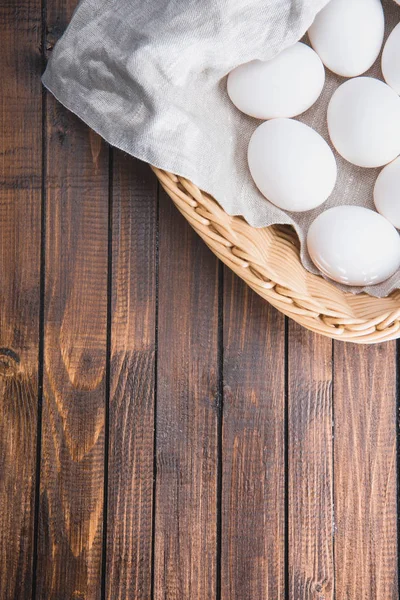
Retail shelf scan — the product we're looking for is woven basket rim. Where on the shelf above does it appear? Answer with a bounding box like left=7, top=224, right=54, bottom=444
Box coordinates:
left=152, top=166, right=400, bottom=343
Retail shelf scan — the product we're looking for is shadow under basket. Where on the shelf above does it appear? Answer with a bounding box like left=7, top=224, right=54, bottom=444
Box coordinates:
left=152, top=166, right=400, bottom=344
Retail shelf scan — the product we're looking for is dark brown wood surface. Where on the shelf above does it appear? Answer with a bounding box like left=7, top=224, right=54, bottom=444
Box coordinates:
left=222, top=271, right=285, bottom=600
left=0, top=1, right=42, bottom=598
left=106, top=152, right=157, bottom=600
left=288, top=325, right=334, bottom=600
left=334, top=343, right=398, bottom=599
left=154, top=188, right=219, bottom=600
left=37, top=96, right=109, bottom=600
left=0, top=0, right=399, bottom=598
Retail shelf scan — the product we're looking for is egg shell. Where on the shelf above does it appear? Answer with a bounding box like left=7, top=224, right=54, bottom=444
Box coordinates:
left=382, top=23, right=400, bottom=95
left=374, top=157, right=400, bottom=229
left=307, top=206, right=400, bottom=286
left=227, top=42, right=325, bottom=120
left=248, top=118, right=337, bottom=212
left=327, top=77, right=400, bottom=168
left=308, top=0, right=384, bottom=77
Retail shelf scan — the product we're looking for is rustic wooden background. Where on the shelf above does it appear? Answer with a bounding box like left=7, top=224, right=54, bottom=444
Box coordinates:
left=0, top=0, right=399, bottom=598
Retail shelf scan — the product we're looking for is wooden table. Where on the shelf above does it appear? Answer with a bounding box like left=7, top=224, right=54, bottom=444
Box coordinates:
left=1, top=1, right=398, bottom=599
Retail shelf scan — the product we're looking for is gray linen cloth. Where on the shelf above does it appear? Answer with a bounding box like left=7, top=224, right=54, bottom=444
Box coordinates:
left=43, top=0, right=400, bottom=297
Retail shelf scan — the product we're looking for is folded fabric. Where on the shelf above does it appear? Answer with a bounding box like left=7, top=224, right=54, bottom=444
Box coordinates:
left=43, top=0, right=400, bottom=297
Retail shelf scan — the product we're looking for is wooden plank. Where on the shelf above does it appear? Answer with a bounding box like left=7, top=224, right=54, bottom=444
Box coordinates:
left=105, top=153, right=157, bottom=600
left=334, top=342, right=398, bottom=599
left=222, top=273, right=285, bottom=600
left=288, top=324, right=334, bottom=600
left=0, top=1, right=42, bottom=598
left=154, top=192, right=219, bottom=600
left=36, top=10, right=110, bottom=592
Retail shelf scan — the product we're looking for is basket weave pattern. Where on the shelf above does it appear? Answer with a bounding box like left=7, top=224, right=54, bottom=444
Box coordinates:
left=153, top=167, right=400, bottom=343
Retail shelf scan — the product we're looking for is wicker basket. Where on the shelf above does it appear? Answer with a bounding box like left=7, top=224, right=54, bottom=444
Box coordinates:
left=152, top=166, right=400, bottom=343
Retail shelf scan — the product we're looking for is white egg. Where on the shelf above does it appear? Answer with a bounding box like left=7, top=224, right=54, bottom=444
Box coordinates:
left=374, top=157, right=400, bottom=229
left=227, top=42, right=325, bottom=119
left=327, top=77, right=400, bottom=168
left=308, top=0, right=384, bottom=77
left=307, top=206, right=400, bottom=286
left=248, top=118, right=337, bottom=212
left=382, top=23, right=400, bottom=95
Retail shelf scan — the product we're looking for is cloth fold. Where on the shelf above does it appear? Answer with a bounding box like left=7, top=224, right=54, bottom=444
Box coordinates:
left=43, top=0, right=400, bottom=297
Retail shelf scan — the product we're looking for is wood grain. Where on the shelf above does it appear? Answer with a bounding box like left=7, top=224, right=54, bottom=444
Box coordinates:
left=334, top=342, right=398, bottom=599
left=36, top=26, right=109, bottom=596
left=154, top=190, right=219, bottom=600
left=288, top=324, right=334, bottom=600
left=222, top=272, right=285, bottom=600
left=106, top=153, right=157, bottom=600
left=0, top=0, right=42, bottom=598
left=4, top=0, right=400, bottom=596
